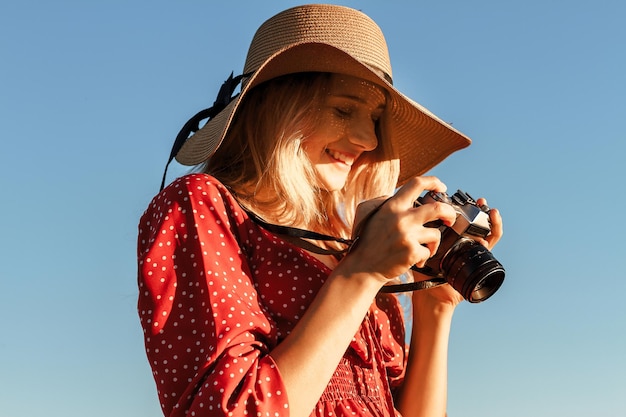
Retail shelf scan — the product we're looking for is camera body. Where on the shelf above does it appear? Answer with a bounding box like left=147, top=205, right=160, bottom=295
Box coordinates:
left=418, top=189, right=491, bottom=240
left=414, top=190, right=505, bottom=303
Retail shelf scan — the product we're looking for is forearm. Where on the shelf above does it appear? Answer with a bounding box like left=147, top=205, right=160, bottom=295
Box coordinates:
left=396, top=297, right=455, bottom=417
left=270, top=265, right=382, bottom=417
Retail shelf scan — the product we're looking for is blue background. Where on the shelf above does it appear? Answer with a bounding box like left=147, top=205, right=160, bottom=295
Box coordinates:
left=1, top=1, right=624, bottom=416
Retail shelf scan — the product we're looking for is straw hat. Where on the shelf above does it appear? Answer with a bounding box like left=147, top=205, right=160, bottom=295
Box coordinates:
left=174, top=4, right=471, bottom=185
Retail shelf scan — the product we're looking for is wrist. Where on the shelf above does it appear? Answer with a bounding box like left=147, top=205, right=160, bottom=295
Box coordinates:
left=412, top=291, right=457, bottom=321
left=333, top=253, right=389, bottom=289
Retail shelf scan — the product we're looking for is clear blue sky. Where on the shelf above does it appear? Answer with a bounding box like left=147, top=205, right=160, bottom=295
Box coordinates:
left=1, top=1, right=624, bottom=416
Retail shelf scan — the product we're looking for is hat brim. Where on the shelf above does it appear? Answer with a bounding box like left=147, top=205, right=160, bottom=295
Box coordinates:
left=175, top=42, right=471, bottom=185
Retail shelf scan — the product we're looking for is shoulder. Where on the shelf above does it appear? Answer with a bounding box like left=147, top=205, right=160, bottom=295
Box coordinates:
left=144, top=174, right=237, bottom=215
left=139, top=174, right=247, bottom=234
left=156, top=173, right=231, bottom=204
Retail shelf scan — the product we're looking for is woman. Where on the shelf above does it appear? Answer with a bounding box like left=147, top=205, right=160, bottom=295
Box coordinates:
left=138, top=5, right=503, bottom=417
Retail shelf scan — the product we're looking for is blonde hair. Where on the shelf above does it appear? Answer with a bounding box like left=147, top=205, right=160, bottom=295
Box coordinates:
left=204, top=72, right=399, bottom=243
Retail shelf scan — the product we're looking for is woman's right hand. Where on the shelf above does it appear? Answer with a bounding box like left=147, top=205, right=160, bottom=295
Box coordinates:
left=344, top=176, right=458, bottom=284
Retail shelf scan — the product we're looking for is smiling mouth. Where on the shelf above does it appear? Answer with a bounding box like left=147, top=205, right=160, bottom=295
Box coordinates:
left=325, top=149, right=355, bottom=166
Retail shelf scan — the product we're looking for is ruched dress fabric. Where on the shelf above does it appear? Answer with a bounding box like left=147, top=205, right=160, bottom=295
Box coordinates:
left=137, top=174, right=408, bottom=417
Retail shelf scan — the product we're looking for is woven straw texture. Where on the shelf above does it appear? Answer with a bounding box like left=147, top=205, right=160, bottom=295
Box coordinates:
left=175, top=4, right=471, bottom=185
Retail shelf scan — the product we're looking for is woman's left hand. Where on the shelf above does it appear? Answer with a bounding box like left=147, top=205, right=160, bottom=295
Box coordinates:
left=412, top=197, right=503, bottom=309
left=474, top=197, right=503, bottom=251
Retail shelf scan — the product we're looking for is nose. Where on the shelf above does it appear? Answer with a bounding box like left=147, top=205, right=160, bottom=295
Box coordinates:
left=348, top=120, right=378, bottom=151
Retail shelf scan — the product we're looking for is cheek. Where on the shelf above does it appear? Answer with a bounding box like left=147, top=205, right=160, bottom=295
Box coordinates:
left=326, top=116, right=347, bottom=135
left=315, top=115, right=347, bottom=145
left=301, top=136, right=325, bottom=162
left=303, top=120, right=344, bottom=155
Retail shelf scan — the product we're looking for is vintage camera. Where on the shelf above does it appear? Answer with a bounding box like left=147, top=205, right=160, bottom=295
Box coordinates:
left=414, top=190, right=505, bottom=303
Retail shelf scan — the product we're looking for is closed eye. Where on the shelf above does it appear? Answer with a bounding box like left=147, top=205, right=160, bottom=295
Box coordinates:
left=334, top=106, right=352, bottom=118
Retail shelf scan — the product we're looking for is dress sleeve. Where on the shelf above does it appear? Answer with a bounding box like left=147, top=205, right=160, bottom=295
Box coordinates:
left=137, top=174, right=289, bottom=417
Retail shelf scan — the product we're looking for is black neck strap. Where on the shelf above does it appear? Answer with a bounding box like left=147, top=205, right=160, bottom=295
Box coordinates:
left=244, top=209, right=354, bottom=257
left=242, top=200, right=446, bottom=294
left=378, top=277, right=447, bottom=293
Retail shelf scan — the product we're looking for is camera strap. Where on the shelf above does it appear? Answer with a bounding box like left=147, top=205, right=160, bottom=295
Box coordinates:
left=378, top=277, right=446, bottom=293
left=243, top=200, right=446, bottom=293
left=244, top=209, right=354, bottom=256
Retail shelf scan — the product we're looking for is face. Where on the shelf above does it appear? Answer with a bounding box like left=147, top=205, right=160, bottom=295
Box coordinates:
left=302, top=74, right=387, bottom=192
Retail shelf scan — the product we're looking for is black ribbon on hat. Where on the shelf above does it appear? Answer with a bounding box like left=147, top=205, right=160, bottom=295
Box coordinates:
left=160, top=71, right=252, bottom=191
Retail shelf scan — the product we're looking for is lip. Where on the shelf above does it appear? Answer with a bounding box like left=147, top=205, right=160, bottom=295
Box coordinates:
left=325, top=148, right=356, bottom=167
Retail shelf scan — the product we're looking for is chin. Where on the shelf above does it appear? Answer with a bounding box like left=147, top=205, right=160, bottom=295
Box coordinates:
left=319, top=180, right=347, bottom=192
left=315, top=167, right=350, bottom=192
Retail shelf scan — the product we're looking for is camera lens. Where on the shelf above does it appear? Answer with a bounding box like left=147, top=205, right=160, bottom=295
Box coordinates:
left=442, top=240, right=505, bottom=303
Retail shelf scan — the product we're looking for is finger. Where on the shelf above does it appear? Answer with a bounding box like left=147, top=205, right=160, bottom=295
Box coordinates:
left=485, top=208, right=503, bottom=247
left=413, top=245, right=434, bottom=268
left=413, top=201, right=457, bottom=228
left=476, top=197, right=491, bottom=212
left=391, top=176, right=447, bottom=209
left=474, top=238, right=489, bottom=248
left=412, top=238, right=439, bottom=268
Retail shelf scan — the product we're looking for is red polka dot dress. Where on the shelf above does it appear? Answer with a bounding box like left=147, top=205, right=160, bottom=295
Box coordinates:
left=137, top=174, right=408, bottom=416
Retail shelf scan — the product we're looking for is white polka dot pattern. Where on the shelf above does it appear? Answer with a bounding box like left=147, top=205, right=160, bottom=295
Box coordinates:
left=137, top=174, right=407, bottom=416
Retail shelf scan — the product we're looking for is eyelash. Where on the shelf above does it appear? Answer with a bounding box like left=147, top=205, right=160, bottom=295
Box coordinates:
left=334, top=107, right=352, bottom=118
left=334, top=107, right=381, bottom=122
